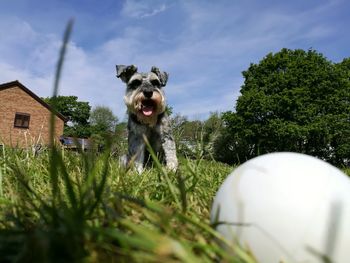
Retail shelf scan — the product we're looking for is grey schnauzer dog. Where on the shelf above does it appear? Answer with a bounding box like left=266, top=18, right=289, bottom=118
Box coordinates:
left=116, top=65, right=178, bottom=173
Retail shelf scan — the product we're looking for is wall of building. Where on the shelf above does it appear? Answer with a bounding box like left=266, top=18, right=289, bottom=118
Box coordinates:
left=0, top=85, right=64, bottom=147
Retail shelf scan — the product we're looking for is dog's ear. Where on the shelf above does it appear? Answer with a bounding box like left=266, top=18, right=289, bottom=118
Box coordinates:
left=116, top=65, right=138, bottom=83
left=151, top=66, right=168, bottom=87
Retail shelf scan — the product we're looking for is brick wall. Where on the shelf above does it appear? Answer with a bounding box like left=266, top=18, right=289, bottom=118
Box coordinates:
left=0, top=85, right=64, bottom=147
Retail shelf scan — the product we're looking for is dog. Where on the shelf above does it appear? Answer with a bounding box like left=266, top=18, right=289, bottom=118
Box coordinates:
left=116, top=65, right=178, bottom=173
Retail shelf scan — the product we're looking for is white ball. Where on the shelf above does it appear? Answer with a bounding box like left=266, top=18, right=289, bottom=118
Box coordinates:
left=211, top=152, right=350, bottom=263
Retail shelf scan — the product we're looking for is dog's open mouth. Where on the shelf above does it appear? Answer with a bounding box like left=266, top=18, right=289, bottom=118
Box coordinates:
left=141, top=99, right=156, bottom=116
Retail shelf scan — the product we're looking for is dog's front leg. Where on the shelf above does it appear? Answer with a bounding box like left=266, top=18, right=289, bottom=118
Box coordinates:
left=128, top=132, right=145, bottom=174
left=162, top=135, right=178, bottom=172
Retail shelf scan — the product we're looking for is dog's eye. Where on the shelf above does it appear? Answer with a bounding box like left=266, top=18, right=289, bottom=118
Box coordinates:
left=129, top=79, right=141, bottom=89
left=151, top=79, right=161, bottom=87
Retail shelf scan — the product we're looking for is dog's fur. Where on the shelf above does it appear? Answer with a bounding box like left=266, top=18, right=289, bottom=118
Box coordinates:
left=116, top=65, right=178, bottom=173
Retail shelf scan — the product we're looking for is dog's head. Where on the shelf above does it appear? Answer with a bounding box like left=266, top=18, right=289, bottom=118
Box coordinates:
left=116, top=65, right=168, bottom=126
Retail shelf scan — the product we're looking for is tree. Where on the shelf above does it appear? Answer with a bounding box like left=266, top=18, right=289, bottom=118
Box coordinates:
left=216, top=48, right=350, bottom=166
left=90, top=106, right=118, bottom=134
left=89, top=106, right=124, bottom=153
left=202, top=112, right=224, bottom=158
left=43, top=96, right=91, bottom=138
left=169, top=112, right=224, bottom=159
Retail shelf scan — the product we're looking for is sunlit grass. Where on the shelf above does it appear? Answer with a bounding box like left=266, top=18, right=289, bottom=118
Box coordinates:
left=0, top=145, right=259, bottom=262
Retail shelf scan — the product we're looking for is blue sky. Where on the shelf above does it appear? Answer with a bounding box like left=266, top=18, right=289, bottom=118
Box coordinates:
left=1, top=0, right=349, bottom=121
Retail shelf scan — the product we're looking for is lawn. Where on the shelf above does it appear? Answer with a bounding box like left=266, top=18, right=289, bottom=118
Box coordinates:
left=0, top=146, right=260, bottom=262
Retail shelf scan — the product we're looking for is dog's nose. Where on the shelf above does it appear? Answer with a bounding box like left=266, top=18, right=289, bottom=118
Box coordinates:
left=143, top=91, right=153, bottom=98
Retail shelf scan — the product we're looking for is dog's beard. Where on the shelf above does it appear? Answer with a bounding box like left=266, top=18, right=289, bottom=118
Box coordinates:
left=125, top=89, right=166, bottom=126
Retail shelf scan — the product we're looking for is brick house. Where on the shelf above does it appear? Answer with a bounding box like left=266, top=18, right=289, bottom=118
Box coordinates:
left=0, top=80, right=66, bottom=148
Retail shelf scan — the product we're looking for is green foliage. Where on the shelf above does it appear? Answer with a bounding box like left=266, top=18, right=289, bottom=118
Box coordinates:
left=344, top=168, right=350, bottom=176
left=110, top=122, right=128, bottom=155
left=214, top=111, right=250, bottom=164
left=202, top=112, right=224, bottom=158
left=0, top=144, right=259, bottom=263
left=89, top=106, right=120, bottom=151
left=171, top=113, right=223, bottom=160
left=43, top=95, right=92, bottom=138
left=165, top=105, right=173, bottom=116
left=217, top=48, right=350, bottom=166
left=90, top=106, right=118, bottom=134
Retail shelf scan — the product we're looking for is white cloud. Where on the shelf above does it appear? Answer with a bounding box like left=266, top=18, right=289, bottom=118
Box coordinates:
left=122, top=0, right=170, bottom=19
left=168, top=76, right=243, bottom=119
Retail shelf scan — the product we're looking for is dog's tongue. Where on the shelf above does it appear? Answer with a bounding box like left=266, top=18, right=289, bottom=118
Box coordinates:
left=142, top=106, right=154, bottom=116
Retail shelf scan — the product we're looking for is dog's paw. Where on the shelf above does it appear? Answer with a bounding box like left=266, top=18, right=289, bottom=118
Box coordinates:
left=119, top=155, right=128, bottom=168
left=166, top=162, right=178, bottom=173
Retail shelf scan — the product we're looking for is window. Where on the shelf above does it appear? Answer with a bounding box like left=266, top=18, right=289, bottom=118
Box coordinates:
left=14, top=113, right=30, bottom=128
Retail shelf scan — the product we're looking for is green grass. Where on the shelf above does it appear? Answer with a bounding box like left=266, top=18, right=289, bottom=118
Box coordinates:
left=0, top=147, right=349, bottom=262
left=0, top=146, right=259, bottom=263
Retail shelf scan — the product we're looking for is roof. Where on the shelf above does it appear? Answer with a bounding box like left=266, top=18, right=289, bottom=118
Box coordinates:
left=59, top=136, right=91, bottom=148
left=0, top=80, right=67, bottom=122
